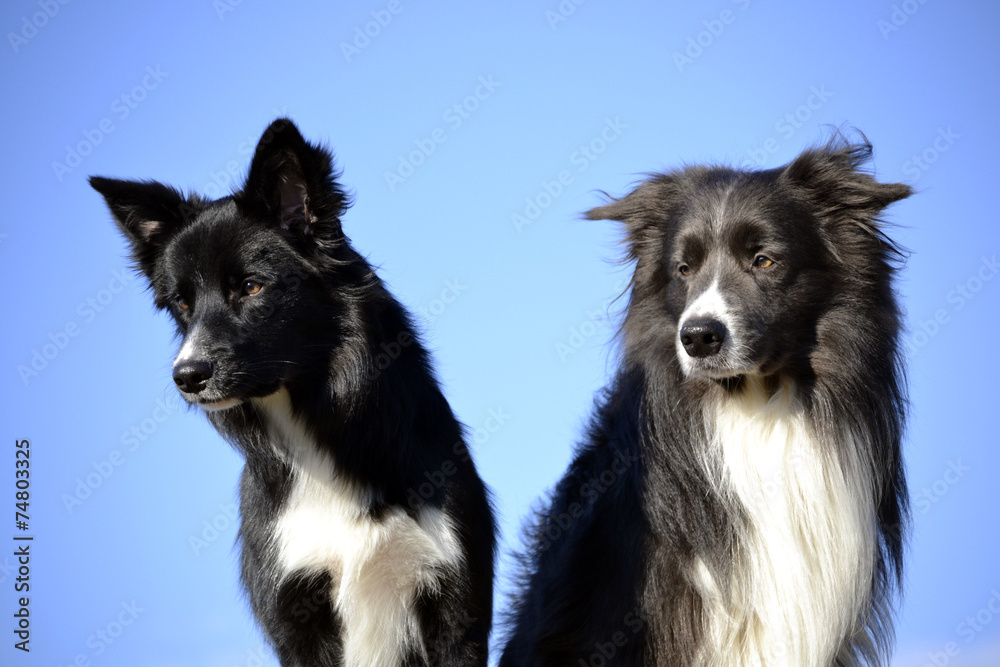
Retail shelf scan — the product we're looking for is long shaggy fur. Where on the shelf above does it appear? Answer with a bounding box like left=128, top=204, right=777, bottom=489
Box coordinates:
left=501, top=135, right=910, bottom=666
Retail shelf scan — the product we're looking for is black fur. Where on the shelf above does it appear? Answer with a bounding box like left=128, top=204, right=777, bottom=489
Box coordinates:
left=91, top=118, right=496, bottom=666
left=501, top=135, right=910, bottom=666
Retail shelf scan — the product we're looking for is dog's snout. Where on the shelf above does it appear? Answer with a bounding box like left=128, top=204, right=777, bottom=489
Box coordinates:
left=680, top=318, right=727, bottom=358
left=173, top=359, right=213, bottom=394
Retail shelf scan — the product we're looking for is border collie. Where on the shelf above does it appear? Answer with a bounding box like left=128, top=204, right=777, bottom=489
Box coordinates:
left=91, top=118, right=496, bottom=666
left=501, top=136, right=911, bottom=666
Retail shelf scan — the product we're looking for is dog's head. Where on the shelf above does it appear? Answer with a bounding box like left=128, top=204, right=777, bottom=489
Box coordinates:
left=588, top=137, right=911, bottom=384
left=91, top=118, right=354, bottom=410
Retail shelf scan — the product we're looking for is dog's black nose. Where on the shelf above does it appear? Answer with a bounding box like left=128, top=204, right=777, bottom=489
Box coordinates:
left=680, top=319, right=727, bottom=358
left=173, top=360, right=213, bottom=394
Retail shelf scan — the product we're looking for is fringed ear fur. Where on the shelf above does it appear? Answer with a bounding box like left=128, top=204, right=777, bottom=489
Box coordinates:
left=586, top=175, right=678, bottom=263
left=782, top=136, right=912, bottom=218
left=585, top=176, right=674, bottom=224
left=89, top=176, right=203, bottom=275
left=238, top=118, right=351, bottom=241
left=91, top=118, right=354, bottom=276
left=586, top=135, right=910, bottom=265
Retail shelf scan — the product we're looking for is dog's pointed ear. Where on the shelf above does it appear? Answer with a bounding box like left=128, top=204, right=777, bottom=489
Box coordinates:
left=237, top=118, right=351, bottom=243
left=781, top=137, right=912, bottom=219
left=586, top=175, right=676, bottom=261
left=89, top=176, right=202, bottom=274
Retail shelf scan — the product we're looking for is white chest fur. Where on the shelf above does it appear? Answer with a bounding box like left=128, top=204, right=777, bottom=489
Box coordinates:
left=693, top=381, right=877, bottom=666
left=255, top=391, right=463, bottom=666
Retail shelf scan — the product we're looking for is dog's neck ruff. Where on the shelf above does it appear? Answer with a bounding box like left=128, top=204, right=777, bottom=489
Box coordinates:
left=254, top=389, right=463, bottom=667
left=692, top=378, right=877, bottom=666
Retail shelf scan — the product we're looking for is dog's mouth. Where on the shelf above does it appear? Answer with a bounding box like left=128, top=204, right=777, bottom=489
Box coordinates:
left=173, top=356, right=285, bottom=412
left=178, top=379, right=286, bottom=411
left=174, top=387, right=243, bottom=411
left=196, top=397, right=243, bottom=412
left=683, top=362, right=755, bottom=382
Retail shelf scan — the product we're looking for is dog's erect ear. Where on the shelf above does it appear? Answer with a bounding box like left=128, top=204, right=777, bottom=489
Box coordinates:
left=90, top=176, right=202, bottom=275
left=586, top=175, right=677, bottom=262
left=781, top=136, right=912, bottom=222
left=237, top=118, right=351, bottom=243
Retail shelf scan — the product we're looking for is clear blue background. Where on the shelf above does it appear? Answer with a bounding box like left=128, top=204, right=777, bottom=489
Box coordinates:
left=2, top=1, right=998, bottom=665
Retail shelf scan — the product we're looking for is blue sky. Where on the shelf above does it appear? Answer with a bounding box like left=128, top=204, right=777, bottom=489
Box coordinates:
left=1, top=1, right=998, bottom=665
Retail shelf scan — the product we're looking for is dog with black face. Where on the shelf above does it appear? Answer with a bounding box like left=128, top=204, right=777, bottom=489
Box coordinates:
left=501, top=136, right=911, bottom=666
left=91, top=118, right=496, bottom=666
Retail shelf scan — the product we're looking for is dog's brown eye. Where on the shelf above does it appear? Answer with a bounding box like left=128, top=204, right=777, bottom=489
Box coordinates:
left=679, top=264, right=692, bottom=277
left=753, top=256, right=774, bottom=269
left=243, top=280, right=262, bottom=296
left=176, top=296, right=190, bottom=311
